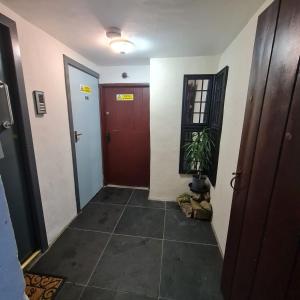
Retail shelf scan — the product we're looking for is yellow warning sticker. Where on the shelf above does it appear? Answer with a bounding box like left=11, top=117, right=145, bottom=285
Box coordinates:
left=80, top=85, right=92, bottom=94
left=116, top=94, right=134, bottom=101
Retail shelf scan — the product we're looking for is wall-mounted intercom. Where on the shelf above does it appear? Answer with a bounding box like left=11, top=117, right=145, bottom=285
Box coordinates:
left=33, top=91, right=46, bottom=115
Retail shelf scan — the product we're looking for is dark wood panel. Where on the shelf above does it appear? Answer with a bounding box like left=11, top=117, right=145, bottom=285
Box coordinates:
left=250, top=0, right=300, bottom=297
left=286, top=251, right=300, bottom=299
left=221, top=1, right=279, bottom=298
left=251, top=60, right=300, bottom=300
left=231, top=0, right=300, bottom=297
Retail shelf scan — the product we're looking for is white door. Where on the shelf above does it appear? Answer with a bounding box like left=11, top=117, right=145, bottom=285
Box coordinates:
left=68, top=65, right=103, bottom=208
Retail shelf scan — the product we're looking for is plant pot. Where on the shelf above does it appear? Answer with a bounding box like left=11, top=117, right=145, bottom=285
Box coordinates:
left=191, top=175, right=210, bottom=193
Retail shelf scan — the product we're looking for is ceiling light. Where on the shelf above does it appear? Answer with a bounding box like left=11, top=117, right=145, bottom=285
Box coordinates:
left=109, top=39, right=135, bottom=55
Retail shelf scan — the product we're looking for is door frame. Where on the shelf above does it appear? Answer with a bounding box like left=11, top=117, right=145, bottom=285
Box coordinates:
left=0, top=13, right=48, bottom=253
left=63, top=55, right=100, bottom=212
left=99, top=83, right=150, bottom=186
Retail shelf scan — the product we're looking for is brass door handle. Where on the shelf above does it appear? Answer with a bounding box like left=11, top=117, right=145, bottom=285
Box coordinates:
left=230, top=172, right=242, bottom=191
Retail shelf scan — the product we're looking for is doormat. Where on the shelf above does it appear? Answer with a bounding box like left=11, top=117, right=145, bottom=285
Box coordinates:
left=24, top=272, right=65, bottom=300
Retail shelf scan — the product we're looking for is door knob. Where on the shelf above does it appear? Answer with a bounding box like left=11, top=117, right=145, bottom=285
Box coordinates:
left=230, top=172, right=242, bottom=191
left=74, top=131, right=83, bottom=143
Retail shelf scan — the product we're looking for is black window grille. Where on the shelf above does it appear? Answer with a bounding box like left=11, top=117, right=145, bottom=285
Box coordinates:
left=179, top=67, right=229, bottom=186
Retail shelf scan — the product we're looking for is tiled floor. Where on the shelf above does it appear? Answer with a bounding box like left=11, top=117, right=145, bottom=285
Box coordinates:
left=30, top=187, right=223, bottom=300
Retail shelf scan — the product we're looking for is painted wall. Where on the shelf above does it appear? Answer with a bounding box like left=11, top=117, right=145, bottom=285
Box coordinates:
left=149, top=56, right=219, bottom=201
left=0, top=2, right=101, bottom=244
left=100, top=65, right=150, bottom=84
left=210, top=0, right=273, bottom=254
left=0, top=0, right=273, bottom=261
left=0, top=176, right=27, bottom=300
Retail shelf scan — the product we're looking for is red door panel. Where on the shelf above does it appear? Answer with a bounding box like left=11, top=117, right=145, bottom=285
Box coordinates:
left=100, top=85, right=150, bottom=187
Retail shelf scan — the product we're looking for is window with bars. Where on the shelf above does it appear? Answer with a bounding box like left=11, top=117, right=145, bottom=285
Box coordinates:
left=179, top=67, right=229, bottom=186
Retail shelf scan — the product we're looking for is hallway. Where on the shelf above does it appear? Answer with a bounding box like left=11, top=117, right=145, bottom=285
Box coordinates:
left=29, top=187, right=223, bottom=300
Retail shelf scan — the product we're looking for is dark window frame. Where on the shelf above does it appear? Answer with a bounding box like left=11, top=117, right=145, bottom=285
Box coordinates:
left=179, top=67, right=229, bottom=186
left=179, top=74, right=214, bottom=175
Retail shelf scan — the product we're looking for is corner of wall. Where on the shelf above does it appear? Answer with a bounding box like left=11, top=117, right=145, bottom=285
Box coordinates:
left=211, top=0, right=274, bottom=254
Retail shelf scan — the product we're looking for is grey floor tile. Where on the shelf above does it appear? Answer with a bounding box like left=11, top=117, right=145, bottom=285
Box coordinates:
left=55, top=282, right=83, bottom=300
left=81, top=287, right=156, bottom=300
left=164, top=209, right=217, bottom=244
left=90, top=235, right=162, bottom=298
left=128, top=189, right=165, bottom=209
left=69, top=203, right=123, bottom=232
left=165, top=201, right=180, bottom=210
left=160, top=240, right=223, bottom=300
left=30, top=228, right=109, bottom=284
left=92, top=187, right=133, bottom=205
left=115, top=206, right=165, bottom=238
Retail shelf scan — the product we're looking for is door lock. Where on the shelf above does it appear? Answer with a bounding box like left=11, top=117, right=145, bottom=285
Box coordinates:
left=74, top=131, right=83, bottom=143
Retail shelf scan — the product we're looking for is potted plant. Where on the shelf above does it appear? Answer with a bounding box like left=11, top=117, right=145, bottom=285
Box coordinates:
left=184, top=128, right=214, bottom=193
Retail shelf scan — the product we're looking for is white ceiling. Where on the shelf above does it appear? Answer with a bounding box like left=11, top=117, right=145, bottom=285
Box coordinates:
left=2, top=0, right=265, bottom=66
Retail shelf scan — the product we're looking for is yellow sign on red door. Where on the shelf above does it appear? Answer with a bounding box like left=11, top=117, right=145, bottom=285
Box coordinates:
left=116, top=94, right=134, bottom=101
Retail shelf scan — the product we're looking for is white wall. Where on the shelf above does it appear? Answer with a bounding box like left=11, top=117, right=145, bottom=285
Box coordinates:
left=149, top=56, right=219, bottom=201
left=100, top=65, right=149, bottom=84
left=211, top=0, right=273, bottom=255
left=0, top=2, right=101, bottom=244
left=0, top=0, right=273, bottom=257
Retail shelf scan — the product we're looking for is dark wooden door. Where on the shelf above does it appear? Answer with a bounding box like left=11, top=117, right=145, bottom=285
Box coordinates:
left=221, top=1, right=280, bottom=298
left=222, top=0, right=300, bottom=299
left=100, top=84, right=150, bottom=187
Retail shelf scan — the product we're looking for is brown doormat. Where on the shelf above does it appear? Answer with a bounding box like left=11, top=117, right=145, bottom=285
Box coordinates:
left=24, top=272, right=65, bottom=300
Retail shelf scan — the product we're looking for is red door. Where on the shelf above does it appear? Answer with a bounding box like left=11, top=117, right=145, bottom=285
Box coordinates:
left=100, top=84, right=150, bottom=187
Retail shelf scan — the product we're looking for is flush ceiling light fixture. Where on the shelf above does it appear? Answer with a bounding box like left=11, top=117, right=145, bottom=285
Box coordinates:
left=106, top=27, right=135, bottom=55
left=109, top=39, right=135, bottom=54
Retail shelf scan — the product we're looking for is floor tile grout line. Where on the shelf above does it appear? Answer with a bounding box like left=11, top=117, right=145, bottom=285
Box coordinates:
left=164, top=238, right=218, bottom=247
left=90, top=201, right=166, bottom=210
left=84, top=283, right=158, bottom=299
left=88, top=202, right=126, bottom=207
left=113, top=189, right=134, bottom=232
left=82, top=199, right=179, bottom=210
left=158, top=200, right=167, bottom=298
left=113, top=232, right=162, bottom=241
left=68, top=227, right=111, bottom=234
left=68, top=226, right=218, bottom=247
left=127, top=204, right=165, bottom=210
left=78, top=189, right=134, bottom=300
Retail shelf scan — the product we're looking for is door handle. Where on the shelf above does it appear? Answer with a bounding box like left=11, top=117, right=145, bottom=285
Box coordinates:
left=230, top=172, right=242, bottom=191
left=0, top=80, right=14, bottom=129
left=106, top=132, right=111, bottom=143
left=74, top=130, right=83, bottom=143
